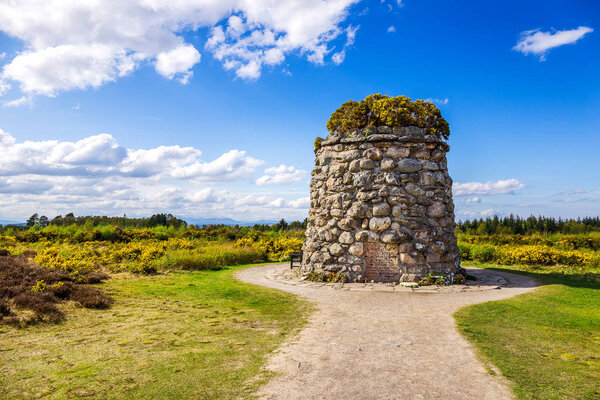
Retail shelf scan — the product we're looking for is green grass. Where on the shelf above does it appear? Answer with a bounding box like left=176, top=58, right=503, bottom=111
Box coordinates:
left=455, top=263, right=600, bottom=399
left=0, top=263, right=311, bottom=399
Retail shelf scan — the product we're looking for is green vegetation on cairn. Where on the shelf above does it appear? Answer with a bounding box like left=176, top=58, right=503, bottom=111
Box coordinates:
left=325, top=93, right=450, bottom=139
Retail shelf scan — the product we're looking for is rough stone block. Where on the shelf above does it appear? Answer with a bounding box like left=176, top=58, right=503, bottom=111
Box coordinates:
left=369, top=217, right=392, bottom=231
left=397, top=158, right=422, bottom=173
left=373, top=203, right=391, bottom=217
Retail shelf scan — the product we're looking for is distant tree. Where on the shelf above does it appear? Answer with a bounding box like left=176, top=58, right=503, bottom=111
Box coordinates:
left=273, top=219, right=288, bottom=231
left=289, top=220, right=304, bottom=231
left=38, top=215, right=49, bottom=227
left=26, top=213, right=39, bottom=227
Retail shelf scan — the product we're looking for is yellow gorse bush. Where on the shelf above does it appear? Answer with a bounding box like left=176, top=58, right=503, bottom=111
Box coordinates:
left=8, top=228, right=302, bottom=276
left=497, top=245, right=592, bottom=266
left=459, top=242, right=598, bottom=267
left=236, top=235, right=303, bottom=261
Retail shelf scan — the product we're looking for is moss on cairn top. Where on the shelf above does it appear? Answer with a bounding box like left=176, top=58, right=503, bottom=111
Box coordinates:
left=325, top=93, right=450, bottom=140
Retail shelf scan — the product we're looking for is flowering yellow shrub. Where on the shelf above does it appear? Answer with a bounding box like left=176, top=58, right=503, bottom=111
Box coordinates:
left=34, top=247, right=95, bottom=281
left=236, top=236, right=303, bottom=261
left=2, top=225, right=307, bottom=275
left=497, top=245, right=592, bottom=266
left=458, top=241, right=596, bottom=267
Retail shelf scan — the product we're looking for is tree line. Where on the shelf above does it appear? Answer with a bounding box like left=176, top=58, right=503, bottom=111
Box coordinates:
left=456, top=215, right=600, bottom=235
left=23, top=213, right=187, bottom=229
left=7, top=214, right=307, bottom=233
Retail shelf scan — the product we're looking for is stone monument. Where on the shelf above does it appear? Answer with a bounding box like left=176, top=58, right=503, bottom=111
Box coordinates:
left=301, top=94, right=462, bottom=282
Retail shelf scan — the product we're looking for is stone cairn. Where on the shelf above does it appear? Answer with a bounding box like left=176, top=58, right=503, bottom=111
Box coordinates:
left=301, top=125, right=462, bottom=282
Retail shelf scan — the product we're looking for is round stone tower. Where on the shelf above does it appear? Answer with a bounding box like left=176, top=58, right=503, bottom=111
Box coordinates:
left=301, top=124, right=461, bottom=283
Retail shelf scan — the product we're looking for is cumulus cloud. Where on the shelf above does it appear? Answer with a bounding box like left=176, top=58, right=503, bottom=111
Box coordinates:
left=513, top=26, right=593, bottom=61
left=387, top=26, right=396, bottom=33
left=256, top=164, right=307, bottom=185
left=0, top=130, right=262, bottom=181
left=288, top=196, right=310, bottom=209
left=453, top=179, right=524, bottom=196
left=0, top=0, right=359, bottom=99
left=0, top=129, right=311, bottom=221
left=155, top=45, right=201, bottom=84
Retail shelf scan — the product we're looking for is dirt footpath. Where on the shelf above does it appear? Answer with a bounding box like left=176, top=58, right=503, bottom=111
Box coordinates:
left=236, top=264, right=538, bottom=400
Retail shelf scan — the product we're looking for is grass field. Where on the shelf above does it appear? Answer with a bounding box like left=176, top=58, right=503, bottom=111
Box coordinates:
left=455, top=263, right=600, bottom=400
left=0, top=263, right=311, bottom=400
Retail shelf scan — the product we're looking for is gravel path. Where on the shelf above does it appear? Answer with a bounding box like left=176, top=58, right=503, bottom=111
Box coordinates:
left=236, top=264, right=538, bottom=400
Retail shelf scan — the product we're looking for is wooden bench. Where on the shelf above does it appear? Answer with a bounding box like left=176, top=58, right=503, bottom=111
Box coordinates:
left=289, top=252, right=302, bottom=269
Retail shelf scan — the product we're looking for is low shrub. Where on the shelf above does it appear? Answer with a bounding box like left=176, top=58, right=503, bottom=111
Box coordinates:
left=418, top=273, right=449, bottom=286
left=130, top=261, right=157, bottom=274
left=154, top=245, right=266, bottom=271
left=305, top=271, right=347, bottom=283
left=12, top=292, right=64, bottom=323
left=470, top=244, right=497, bottom=263
left=326, top=94, right=450, bottom=139
left=70, top=286, right=113, bottom=309
left=419, top=272, right=466, bottom=286
left=0, top=254, right=112, bottom=326
left=458, top=243, right=472, bottom=260
left=236, top=234, right=303, bottom=261
left=0, top=298, right=11, bottom=317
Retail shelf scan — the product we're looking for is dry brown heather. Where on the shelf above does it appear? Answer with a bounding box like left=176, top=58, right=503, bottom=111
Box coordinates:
left=0, top=254, right=112, bottom=326
left=302, top=126, right=461, bottom=282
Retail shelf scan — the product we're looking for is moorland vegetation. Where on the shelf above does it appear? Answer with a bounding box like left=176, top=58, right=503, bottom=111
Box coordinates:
left=1, top=212, right=599, bottom=398
left=0, top=214, right=304, bottom=326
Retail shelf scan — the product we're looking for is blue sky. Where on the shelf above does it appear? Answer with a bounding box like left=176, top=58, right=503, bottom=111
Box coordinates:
left=0, top=0, right=598, bottom=222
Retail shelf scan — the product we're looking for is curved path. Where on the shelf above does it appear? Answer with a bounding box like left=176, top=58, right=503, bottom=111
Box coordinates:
left=237, top=264, right=538, bottom=400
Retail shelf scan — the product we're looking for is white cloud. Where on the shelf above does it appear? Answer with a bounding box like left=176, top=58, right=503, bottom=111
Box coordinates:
left=0, top=129, right=15, bottom=145
left=256, top=164, right=307, bottom=185
left=382, top=0, right=402, bottom=11
left=425, top=97, right=448, bottom=105
left=387, top=25, right=396, bottom=33
left=3, top=95, right=32, bottom=107
left=453, top=179, right=524, bottom=196
left=0, top=130, right=262, bottom=181
left=456, top=208, right=496, bottom=218
left=463, top=197, right=481, bottom=204
left=0, top=0, right=359, bottom=99
left=0, top=80, right=10, bottom=96
left=170, top=150, right=264, bottom=181
left=331, top=52, right=345, bottom=65
left=155, top=44, right=201, bottom=84
left=288, top=196, right=310, bottom=209
left=0, top=177, right=53, bottom=194
left=2, top=44, right=138, bottom=97
left=0, top=129, right=312, bottom=221
left=329, top=25, right=359, bottom=66
left=480, top=208, right=495, bottom=217
left=513, top=26, right=593, bottom=61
